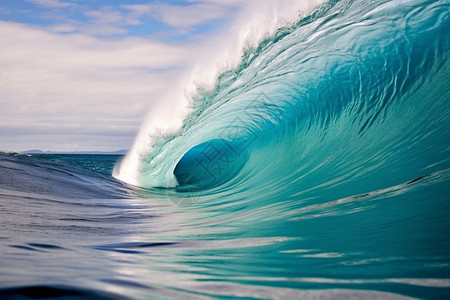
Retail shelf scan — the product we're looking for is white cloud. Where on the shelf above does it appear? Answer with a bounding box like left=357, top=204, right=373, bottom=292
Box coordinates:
left=48, top=22, right=78, bottom=33
left=84, top=7, right=127, bottom=25
left=0, top=21, right=194, bottom=151
left=122, top=2, right=239, bottom=31
left=80, top=6, right=143, bottom=36
left=0, top=0, right=245, bottom=148
left=81, top=24, right=128, bottom=36
left=25, top=0, right=75, bottom=8
left=153, top=3, right=232, bottom=29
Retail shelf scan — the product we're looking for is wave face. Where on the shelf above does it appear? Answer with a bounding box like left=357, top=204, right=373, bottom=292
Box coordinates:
left=106, top=0, right=448, bottom=298
left=115, top=0, right=449, bottom=193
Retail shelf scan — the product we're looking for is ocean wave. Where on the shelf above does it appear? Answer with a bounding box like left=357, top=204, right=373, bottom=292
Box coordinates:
left=114, top=0, right=449, bottom=201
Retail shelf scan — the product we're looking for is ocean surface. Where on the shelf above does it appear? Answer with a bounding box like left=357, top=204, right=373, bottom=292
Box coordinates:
left=1, top=0, right=450, bottom=299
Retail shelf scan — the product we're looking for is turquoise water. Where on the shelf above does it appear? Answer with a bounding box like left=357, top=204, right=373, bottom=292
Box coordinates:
left=1, top=0, right=450, bottom=299
left=118, top=0, right=449, bottom=195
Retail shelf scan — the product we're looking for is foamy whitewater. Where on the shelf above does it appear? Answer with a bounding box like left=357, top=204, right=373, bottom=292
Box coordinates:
left=1, top=0, right=449, bottom=299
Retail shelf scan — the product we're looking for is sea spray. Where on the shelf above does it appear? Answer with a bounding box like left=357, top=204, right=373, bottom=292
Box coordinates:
left=113, top=0, right=326, bottom=187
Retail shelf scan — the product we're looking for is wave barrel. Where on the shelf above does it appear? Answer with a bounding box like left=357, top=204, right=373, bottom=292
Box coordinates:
left=173, top=139, right=248, bottom=189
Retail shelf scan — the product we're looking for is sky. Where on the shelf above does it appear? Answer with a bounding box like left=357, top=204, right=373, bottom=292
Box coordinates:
left=0, top=0, right=243, bottom=152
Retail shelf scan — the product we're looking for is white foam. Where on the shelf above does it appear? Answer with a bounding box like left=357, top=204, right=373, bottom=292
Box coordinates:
left=113, top=0, right=325, bottom=186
